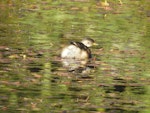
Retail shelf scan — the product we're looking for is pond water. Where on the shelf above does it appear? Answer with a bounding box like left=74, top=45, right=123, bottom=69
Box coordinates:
left=0, top=0, right=150, bottom=113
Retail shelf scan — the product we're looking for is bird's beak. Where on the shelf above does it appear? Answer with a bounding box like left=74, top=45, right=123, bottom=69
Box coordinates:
left=93, top=43, right=98, bottom=46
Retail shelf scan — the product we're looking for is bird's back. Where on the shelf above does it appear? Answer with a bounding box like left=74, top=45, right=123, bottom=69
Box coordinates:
left=61, top=41, right=91, bottom=59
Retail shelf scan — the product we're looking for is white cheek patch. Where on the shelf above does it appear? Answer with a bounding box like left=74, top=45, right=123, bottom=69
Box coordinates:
left=81, top=40, right=92, bottom=47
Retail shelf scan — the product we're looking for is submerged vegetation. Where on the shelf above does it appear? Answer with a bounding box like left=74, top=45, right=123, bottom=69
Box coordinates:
left=0, top=0, right=150, bottom=112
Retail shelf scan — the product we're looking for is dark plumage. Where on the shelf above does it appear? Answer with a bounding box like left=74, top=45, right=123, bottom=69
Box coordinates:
left=70, top=41, right=92, bottom=58
left=61, top=38, right=96, bottom=59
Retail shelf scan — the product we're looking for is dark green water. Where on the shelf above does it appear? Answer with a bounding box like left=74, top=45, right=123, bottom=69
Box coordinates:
left=0, top=0, right=150, bottom=113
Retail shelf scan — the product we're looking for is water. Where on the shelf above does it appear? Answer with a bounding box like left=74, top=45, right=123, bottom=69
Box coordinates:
left=0, top=0, right=150, bottom=113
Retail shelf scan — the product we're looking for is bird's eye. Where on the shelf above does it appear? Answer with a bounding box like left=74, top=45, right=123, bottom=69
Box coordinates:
left=88, top=42, right=91, bottom=44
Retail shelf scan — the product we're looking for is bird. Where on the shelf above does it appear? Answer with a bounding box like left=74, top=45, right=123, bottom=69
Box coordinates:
left=61, top=38, right=96, bottom=60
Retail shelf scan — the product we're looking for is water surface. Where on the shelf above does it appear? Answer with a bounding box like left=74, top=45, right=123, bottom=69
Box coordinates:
left=0, top=0, right=150, bottom=113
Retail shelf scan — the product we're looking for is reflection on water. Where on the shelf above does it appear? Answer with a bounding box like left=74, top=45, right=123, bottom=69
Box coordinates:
left=99, top=77, right=147, bottom=113
left=61, top=58, right=90, bottom=72
left=0, top=0, right=150, bottom=113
